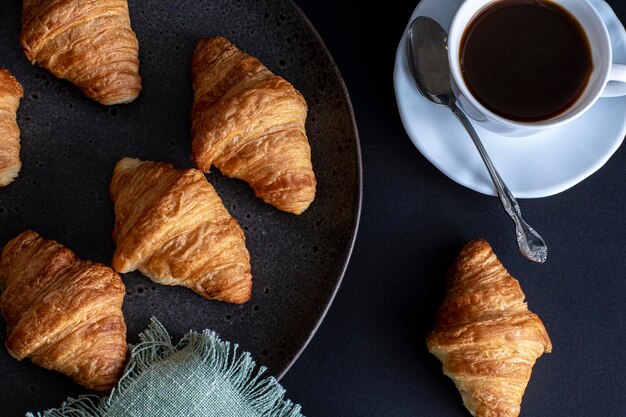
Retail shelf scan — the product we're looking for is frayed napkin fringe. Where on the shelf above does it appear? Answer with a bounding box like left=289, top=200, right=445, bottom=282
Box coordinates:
left=27, top=317, right=303, bottom=417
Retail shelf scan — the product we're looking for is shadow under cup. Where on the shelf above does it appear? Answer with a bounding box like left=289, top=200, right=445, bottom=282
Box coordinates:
left=448, top=0, right=613, bottom=137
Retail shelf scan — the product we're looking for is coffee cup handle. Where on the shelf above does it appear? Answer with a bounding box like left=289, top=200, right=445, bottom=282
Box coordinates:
left=601, top=64, right=626, bottom=98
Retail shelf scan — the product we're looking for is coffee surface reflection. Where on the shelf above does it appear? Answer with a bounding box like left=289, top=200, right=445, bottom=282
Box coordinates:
left=460, top=0, right=593, bottom=122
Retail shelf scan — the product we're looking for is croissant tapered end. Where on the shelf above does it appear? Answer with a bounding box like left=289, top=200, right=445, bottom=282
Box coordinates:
left=427, top=239, right=552, bottom=417
left=110, top=157, right=252, bottom=304
left=191, top=37, right=316, bottom=215
left=0, top=68, right=24, bottom=187
left=20, top=0, right=141, bottom=105
left=0, top=231, right=128, bottom=392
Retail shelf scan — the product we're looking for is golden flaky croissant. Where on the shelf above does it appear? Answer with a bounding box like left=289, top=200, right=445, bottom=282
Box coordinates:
left=191, top=37, right=316, bottom=215
left=109, top=157, right=252, bottom=304
left=0, top=231, right=128, bottom=392
left=427, top=240, right=552, bottom=417
left=20, top=0, right=141, bottom=105
left=0, top=69, right=23, bottom=187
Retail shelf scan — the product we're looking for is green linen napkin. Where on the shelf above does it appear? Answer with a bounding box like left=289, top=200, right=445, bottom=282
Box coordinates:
left=27, top=319, right=304, bottom=417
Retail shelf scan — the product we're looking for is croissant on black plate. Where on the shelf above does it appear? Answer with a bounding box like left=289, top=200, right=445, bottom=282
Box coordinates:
left=110, top=157, right=252, bottom=304
left=191, top=37, right=316, bottom=215
left=20, top=0, right=142, bottom=105
left=0, top=231, right=128, bottom=392
left=0, top=68, right=23, bottom=187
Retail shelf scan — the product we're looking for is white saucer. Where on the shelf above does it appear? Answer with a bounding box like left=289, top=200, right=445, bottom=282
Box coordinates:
left=393, top=0, right=626, bottom=198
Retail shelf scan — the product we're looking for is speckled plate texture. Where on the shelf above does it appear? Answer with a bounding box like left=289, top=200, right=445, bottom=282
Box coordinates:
left=0, top=0, right=361, bottom=413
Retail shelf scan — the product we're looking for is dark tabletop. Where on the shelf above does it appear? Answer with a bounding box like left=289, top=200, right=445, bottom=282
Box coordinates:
left=284, top=1, right=626, bottom=416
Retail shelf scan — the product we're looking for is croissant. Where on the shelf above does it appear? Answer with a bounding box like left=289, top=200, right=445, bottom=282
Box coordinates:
left=427, top=240, right=552, bottom=417
left=0, top=231, right=128, bottom=392
left=110, top=157, right=252, bottom=304
left=0, top=69, right=23, bottom=187
left=191, top=37, right=316, bottom=215
left=20, top=0, right=141, bottom=105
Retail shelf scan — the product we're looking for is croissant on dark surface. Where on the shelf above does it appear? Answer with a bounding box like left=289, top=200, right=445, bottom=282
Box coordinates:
left=110, top=157, right=252, bottom=304
left=427, top=239, right=552, bottom=417
left=191, top=37, right=316, bottom=215
left=0, top=68, right=23, bottom=187
left=0, top=230, right=128, bottom=392
left=20, top=0, right=142, bottom=105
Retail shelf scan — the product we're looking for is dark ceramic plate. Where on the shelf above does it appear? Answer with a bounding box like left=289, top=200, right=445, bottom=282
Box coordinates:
left=0, top=0, right=361, bottom=413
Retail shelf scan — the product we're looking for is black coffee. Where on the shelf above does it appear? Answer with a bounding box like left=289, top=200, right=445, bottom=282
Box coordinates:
left=460, top=0, right=593, bottom=122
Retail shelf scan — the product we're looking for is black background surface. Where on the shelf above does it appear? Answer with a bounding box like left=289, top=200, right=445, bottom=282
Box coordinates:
left=284, top=1, right=626, bottom=416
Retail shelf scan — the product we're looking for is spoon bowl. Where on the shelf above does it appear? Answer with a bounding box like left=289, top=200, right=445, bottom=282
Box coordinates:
left=406, top=17, right=452, bottom=107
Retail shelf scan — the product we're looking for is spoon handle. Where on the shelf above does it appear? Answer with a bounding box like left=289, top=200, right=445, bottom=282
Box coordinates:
left=450, top=105, right=548, bottom=263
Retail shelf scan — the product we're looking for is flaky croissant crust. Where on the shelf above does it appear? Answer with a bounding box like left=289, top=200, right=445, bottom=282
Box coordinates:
left=0, top=231, right=128, bottom=392
left=191, top=37, right=316, bottom=215
left=110, top=157, right=252, bottom=304
left=427, top=240, right=552, bottom=417
left=20, top=0, right=141, bottom=105
left=0, top=68, right=24, bottom=187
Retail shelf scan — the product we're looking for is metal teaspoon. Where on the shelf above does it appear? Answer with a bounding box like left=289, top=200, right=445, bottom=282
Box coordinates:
left=406, top=16, right=548, bottom=263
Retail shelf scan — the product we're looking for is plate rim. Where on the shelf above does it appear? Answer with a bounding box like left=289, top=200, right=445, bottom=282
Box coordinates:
left=276, top=0, right=363, bottom=380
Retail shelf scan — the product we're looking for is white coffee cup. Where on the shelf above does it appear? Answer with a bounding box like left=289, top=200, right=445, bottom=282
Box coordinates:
left=448, top=0, right=626, bottom=136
